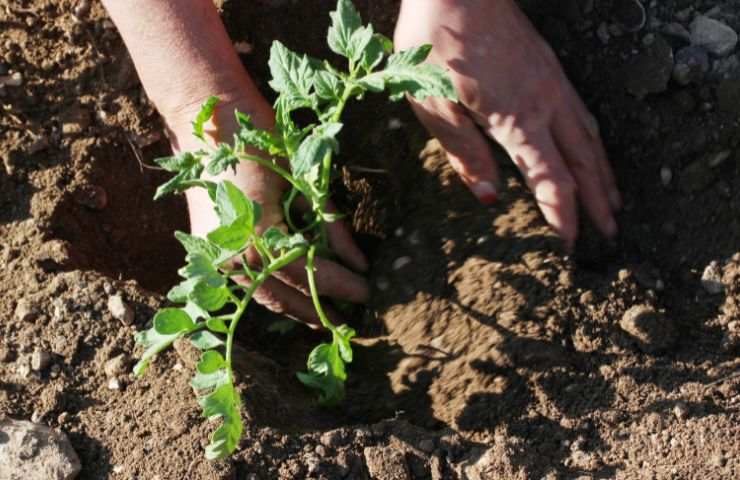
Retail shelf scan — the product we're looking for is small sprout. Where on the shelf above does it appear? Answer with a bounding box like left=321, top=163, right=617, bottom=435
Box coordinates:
left=133, top=0, right=457, bottom=460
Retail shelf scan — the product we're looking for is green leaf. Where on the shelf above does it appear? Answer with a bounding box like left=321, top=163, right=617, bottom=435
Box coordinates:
left=268, top=41, right=315, bottom=102
left=234, top=112, right=283, bottom=155
left=132, top=327, right=180, bottom=377
left=206, top=144, right=239, bottom=176
left=154, top=161, right=205, bottom=200
left=358, top=45, right=458, bottom=102
left=192, top=96, right=220, bottom=141
left=155, top=152, right=200, bottom=173
left=191, top=369, right=229, bottom=390
left=178, top=254, right=225, bottom=288
left=361, top=33, right=392, bottom=72
left=263, top=227, right=307, bottom=251
left=184, top=301, right=210, bottom=323
left=291, top=122, right=343, bottom=178
left=327, top=0, right=363, bottom=59
left=207, top=220, right=251, bottom=252
left=190, top=330, right=224, bottom=350
left=197, top=383, right=243, bottom=460
left=206, top=317, right=229, bottom=334
left=189, top=281, right=230, bottom=312
left=174, top=231, right=221, bottom=261
left=214, top=181, right=261, bottom=228
left=166, top=278, right=198, bottom=303
left=297, top=341, right=347, bottom=406
left=335, top=324, right=356, bottom=363
left=314, top=70, right=343, bottom=100
left=154, top=308, right=195, bottom=335
left=197, top=350, right=226, bottom=374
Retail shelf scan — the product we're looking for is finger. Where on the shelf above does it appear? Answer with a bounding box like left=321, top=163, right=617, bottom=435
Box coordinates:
left=410, top=97, right=500, bottom=204
left=496, top=128, right=579, bottom=247
left=272, top=256, right=370, bottom=304
left=294, top=197, right=368, bottom=272
left=551, top=106, right=618, bottom=238
left=563, top=86, right=621, bottom=210
left=233, top=275, right=340, bottom=328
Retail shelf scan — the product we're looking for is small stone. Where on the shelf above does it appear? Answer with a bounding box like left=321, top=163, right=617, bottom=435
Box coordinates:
left=690, top=16, right=738, bottom=57
left=708, top=150, right=731, bottom=168
left=104, top=354, right=129, bottom=378
left=701, top=261, right=724, bottom=294
left=73, top=0, right=91, bottom=19
left=234, top=41, right=253, bottom=54
left=596, top=22, right=610, bottom=45
left=611, top=0, right=646, bottom=33
left=387, top=118, right=403, bottom=130
left=364, top=446, right=411, bottom=480
left=0, top=418, right=81, bottom=479
left=74, top=184, right=108, bottom=210
left=107, top=377, right=121, bottom=390
left=618, top=269, right=631, bottom=282
left=407, top=230, right=421, bottom=246
left=559, top=270, right=574, bottom=288
left=418, top=438, right=435, bottom=453
left=30, top=349, right=51, bottom=372
left=392, top=256, right=412, bottom=271
left=60, top=106, right=91, bottom=136
left=376, top=277, right=390, bottom=291
left=673, top=401, right=689, bottom=420
left=107, top=295, right=134, bottom=325
left=320, top=429, right=347, bottom=448
left=15, top=298, right=37, bottom=322
left=660, top=167, right=672, bottom=186
left=661, top=22, right=691, bottom=43
left=1, top=72, right=23, bottom=87
left=655, top=279, right=665, bottom=291
left=672, top=46, right=709, bottom=85
left=580, top=290, right=595, bottom=304
left=624, top=34, right=674, bottom=98
left=0, top=345, right=11, bottom=362
left=394, top=227, right=404, bottom=237
left=620, top=304, right=675, bottom=353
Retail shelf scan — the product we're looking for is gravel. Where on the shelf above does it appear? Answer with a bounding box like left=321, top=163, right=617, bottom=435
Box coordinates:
left=107, top=295, right=134, bottom=325
left=690, top=16, right=738, bottom=57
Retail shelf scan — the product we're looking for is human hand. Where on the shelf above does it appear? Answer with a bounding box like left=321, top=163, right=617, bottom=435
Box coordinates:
left=165, top=88, right=369, bottom=325
left=395, top=0, right=621, bottom=247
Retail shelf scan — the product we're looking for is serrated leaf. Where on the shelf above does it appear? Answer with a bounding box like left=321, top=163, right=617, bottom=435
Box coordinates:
left=197, top=383, right=243, bottom=460
left=234, top=112, right=283, bottom=155
left=314, top=70, right=343, bottom=100
left=190, top=330, right=224, bottom=350
left=155, top=152, right=200, bottom=173
left=298, top=341, right=347, bottom=406
left=174, top=231, right=221, bottom=261
left=178, top=254, right=225, bottom=288
left=154, top=161, right=205, bottom=200
left=207, top=220, right=251, bottom=252
left=268, top=41, right=315, bottom=102
left=197, top=350, right=226, bottom=374
left=192, top=96, right=220, bottom=141
left=358, top=45, right=458, bottom=102
left=335, top=324, right=356, bottom=363
left=206, top=143, right=239, bottom=176
left=153, top=308, right=195, bottom=335
left=263, top=227, right=307, bottom=252
left=327, top=0, right=363, bottom=59
left=361, top=33, right=392, bottom=72
left=189, top=281, right=230, bottom=312
left=291, top=122, right=343, bottom=178
left=166, top=278, right=198, bottom=303
left=184, top=301, right=210, bottom=323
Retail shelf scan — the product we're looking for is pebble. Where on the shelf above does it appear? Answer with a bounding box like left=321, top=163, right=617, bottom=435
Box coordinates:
left=15, top=298, right=37, bottom=322
left=701, top=261, right=724, bottom=294
left=611, top=0, right=646, bottom=32
left=104, top=354, right=129, bottom=378
left=394, top=227, right=404, bottom=237
left=0, top=72, right=23, bottom=87
left=620, top=304, right=675, bottom=353
left=234, top=41, right=253, bottom=54
left=30, top=349, right=51, bottom=372
left=661, top=22, right=691, bottom=43
left=673, top=401, right=689, bottom=420
left=392, top=256, right=412, bottom=271
left=690, top=16, right=738, bottom=57
left=363, top=446, right=411, bottom=480
left=708, top=150, right=731, bottom=168
left=319, top=429, right=347, bottom=448
left=407, top=230, right=421, bottom=246
left=107, top=295, right=134, bottom=325
left=596, top=22, right=610, bottom=45
left=107, top=377, right=121, bottom=390
left=73, top=0, right=91, bottom=19
left=672, top=46, right=709, bottom=85
left=624, top=34, right=674, bottom=98
left=580, top=290, right=595, bottom=304
left=0, top=418, right=81, bottom=479
left=387, top=118, right=403, bottom=130
left=74, top=184, right=108, bottom=210
left=660, top=166, right=672, bottom=186
left=375, top=277, right=390, bottom=291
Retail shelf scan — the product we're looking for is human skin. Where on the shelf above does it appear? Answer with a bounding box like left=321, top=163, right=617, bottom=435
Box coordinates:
left=102, top=0, right=620, bottom=323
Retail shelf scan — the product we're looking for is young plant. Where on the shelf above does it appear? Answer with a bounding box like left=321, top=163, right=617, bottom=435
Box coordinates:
left=133, top=0, right=457, bottom=460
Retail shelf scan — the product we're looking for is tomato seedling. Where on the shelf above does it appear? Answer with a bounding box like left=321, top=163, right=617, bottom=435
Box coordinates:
left=133, top=0, right=457, bottom=460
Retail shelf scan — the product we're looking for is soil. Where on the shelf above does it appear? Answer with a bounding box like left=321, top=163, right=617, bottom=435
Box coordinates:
left=1, top=1, right=740, bottom=479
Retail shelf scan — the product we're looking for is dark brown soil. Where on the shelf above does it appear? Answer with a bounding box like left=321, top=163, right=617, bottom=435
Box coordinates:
left=1, top=1, right=739, bottom=479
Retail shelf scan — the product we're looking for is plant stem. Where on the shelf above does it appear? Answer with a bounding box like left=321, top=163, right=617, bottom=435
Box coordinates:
left=224, top=246, right=307, bottom=376
left=305, top=245, right=336, bottom=333
left=238, top=153, right=303, bottom=192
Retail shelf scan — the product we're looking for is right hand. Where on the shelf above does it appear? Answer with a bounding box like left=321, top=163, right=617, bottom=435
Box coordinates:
left=164, top=87, right=369, bottom=326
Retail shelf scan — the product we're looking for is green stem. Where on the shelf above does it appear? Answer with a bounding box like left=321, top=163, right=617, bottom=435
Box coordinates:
left=305, top=245, right=337, bottom=333
left=238, top=153, right=303, bottom=192
left=224, top=247, right=307, bottom=375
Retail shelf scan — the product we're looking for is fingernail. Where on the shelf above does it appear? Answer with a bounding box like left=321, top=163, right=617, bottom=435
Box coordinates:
left=471, top=181, right=498, bottom=205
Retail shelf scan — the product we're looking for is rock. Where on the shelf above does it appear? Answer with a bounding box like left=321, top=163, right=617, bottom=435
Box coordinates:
left=320, top=429, right=347, bottom=448
left=660, top=167, right=673, bottom=186
left=74, top=184, right=108, bottom=210
left=73, top=0, right=90, bottom=20
left=0, top=418, right=81, bottom=479
left=104, top=354, right=129, bottom=378
left=701, top=261, right=724, bottom=294
left=717, top=77, right=740, bottom=114
left=60, top=107, right=91, bottom=136
left=620, top=304, right=675, bottom=353
left=392, top=256, right=412, bottom=271
left=672, top=46, right=709, bottom=85
left=690, top=16, right=738, bottom=57
left=708, top=150, right=731, bottom=168
left=0, top=72, right=23, bottom=87
left=107, top=378, right=121, bottom=390
left=673, top=401, right=689, bottom=420
left=661, top=22, right=691, bottom=43
left=30, top=349, right=51, bottom=372
left=15, top=298, right=37, bottom=322
left=624, top=34, right=674, bottom=98
left=107, top=295, right=134, bottom=325
left=364, top=446, right=411, bottom=480
left=611, top=0, right=646, bottom=33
